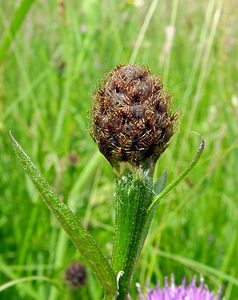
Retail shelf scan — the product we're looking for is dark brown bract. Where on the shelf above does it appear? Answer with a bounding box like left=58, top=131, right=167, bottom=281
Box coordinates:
left=90, top=65, right=177, bottom=169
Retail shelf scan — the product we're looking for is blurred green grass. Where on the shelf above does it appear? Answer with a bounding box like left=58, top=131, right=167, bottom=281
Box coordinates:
left=0, top=0, right=237, bottom=299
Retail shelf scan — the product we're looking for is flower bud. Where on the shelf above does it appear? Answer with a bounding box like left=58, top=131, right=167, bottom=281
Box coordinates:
left=64, top=263, right=87, bottom=289
left=90, top=65, right=177, bottom=170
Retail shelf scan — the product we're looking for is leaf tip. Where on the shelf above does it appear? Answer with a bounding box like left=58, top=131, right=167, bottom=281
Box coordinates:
left=200, top=136, right=205, bottom=150
left=9, top=132, right=22, bottom=152
left=9, top=130, right=16, bottom=144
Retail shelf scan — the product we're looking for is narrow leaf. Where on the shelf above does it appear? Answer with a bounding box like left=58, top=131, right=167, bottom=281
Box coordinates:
left=0, top=0, right=35, bottom=65
left=0, top=276, right=60, bottom=293
left=149, top=137, right=205, bottom=212
left=10, top=133, right=117, bottom=296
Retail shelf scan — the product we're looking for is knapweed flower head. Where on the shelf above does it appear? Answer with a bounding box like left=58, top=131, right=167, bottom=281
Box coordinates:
left=90, top=65, right=177, bottom=170
left=137, top=275, right=222, bottom=300
left=64, top=263, right=87, bottom=289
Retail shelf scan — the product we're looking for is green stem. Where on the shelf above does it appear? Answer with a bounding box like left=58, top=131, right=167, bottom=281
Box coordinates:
left=111, top=138, right=205, bottom=299
left=112, top=167, right=155, bottom=299
left=104, top=292, right=114, bottom=300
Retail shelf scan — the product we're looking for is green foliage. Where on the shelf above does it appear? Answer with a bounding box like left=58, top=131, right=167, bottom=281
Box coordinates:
left=112, top=170, right=154, bottom=299
left=9, top=117, right=204, bottom=300
left=10, top=133, right=116, bottom=297
left=0, top=1, right=237, bottom=299
left=0, top=0, right=35, bottom=65
left=149, top=138, right=205, bottom=212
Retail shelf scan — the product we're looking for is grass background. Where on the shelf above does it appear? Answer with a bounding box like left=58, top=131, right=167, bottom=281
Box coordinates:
left=0, top=0, right=238, bottom=299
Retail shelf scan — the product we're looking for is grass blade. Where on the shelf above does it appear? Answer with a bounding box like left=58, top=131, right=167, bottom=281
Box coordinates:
left=0, top=276, right=60, bottom=293
left=9, top=132, right=117, bottom=296
left=0, top=0, right=35, bottom=65
left=0, top=257, right=42, bottom=299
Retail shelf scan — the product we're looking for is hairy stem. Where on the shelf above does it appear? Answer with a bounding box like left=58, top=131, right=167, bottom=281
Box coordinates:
left=112, top=167, right=155, bottom=299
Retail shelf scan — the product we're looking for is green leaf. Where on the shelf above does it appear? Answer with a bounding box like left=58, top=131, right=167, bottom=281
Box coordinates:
left=0, top=276, right=60, bottom=293
left=0, top=0, right=35, bottom=65
left=148, top=137, right=205, bottom=213
left=9, top=132, right=117, bottom=297
left=0, top=257, right=43, bottom=299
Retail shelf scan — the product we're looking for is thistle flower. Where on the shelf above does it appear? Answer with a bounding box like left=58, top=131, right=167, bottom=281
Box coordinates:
left=90, top=65, right=179, bottom=299
left=137, top=275, right=222, bottom=300
left=90, top=64, right=177, bottom=170
left=64, top=263, right=87, bottom=289
left=10, top=62, right=204, bottom=300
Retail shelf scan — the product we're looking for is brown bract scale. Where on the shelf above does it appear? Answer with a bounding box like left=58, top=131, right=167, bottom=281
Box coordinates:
left=90, top=65, right=177, bottom=170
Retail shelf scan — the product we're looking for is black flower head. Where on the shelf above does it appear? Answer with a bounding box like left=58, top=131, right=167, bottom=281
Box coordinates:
left=64, top=263, right=87, bottom=289
left=90, top=64, right=178, bottom=170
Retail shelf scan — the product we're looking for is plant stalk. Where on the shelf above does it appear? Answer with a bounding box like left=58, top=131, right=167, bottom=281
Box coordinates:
left=111, top=166, right=155, bottom=299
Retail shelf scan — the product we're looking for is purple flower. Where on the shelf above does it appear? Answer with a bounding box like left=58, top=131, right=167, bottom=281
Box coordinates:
left=137, top=275, right=222, bottom=300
